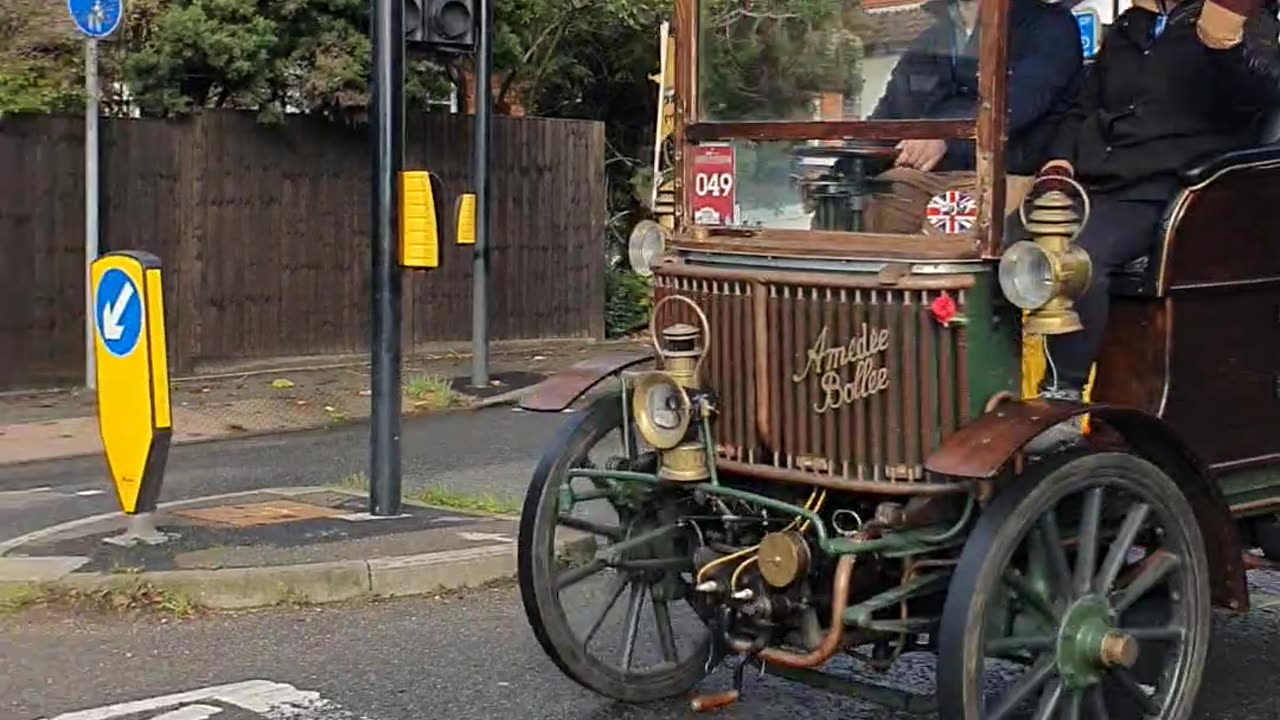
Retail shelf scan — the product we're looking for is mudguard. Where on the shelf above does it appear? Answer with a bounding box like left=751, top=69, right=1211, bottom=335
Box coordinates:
left=925, top=399, right=1249, bottom=612
left=518, top=352, right=654, bottom=413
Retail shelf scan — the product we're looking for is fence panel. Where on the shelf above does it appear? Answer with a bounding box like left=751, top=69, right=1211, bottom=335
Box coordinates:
left=0, top=110, right=606, bottom=390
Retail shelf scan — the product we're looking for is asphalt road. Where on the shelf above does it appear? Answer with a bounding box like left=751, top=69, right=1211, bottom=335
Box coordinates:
left=0, top=406, right=566, bottom=544
left=5, top=579, right=1280, bottom=720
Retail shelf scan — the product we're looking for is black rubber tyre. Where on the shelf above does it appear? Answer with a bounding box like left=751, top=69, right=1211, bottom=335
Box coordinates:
left=517, top=394, right=715, bottom=703
left=937, top=451, right=1212, bottom=720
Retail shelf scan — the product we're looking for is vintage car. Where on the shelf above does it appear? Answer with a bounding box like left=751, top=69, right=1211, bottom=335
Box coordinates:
left=512, top=0, right=1280, bottom=717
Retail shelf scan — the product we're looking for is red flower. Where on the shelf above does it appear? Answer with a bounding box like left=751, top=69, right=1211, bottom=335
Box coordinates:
left=930, top=292, right=965, bottom=327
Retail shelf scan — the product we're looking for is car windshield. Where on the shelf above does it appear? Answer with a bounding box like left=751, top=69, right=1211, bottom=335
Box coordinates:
left=691, top=0, right=989, bottom=235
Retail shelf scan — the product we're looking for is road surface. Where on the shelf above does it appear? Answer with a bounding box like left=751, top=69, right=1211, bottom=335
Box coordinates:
left=0, top=406, right=565, bottom=544
left=5, top=579, right=1280, bottom=720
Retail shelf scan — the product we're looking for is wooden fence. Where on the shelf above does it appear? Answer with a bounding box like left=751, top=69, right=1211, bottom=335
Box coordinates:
left=0, top=110, right=606, bottom=390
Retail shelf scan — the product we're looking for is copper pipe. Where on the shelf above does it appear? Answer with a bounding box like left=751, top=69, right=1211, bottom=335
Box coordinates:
left=729, top=554, right=856, bottom=668
left=1230, top=497, right=1280, bottom=517
left=1243, top=553, right=1280, bottom=571
left=717, top=458, right=968, bottom=496
left=689, top=690, right=740, bottom=712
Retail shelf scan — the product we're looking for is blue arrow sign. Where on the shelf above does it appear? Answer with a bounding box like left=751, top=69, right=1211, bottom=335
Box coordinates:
left=1075, top=10, right=1100, bottom=59
left=95, top=268, right=143, bottom=358
left=67, top=0, right=123, bottom=39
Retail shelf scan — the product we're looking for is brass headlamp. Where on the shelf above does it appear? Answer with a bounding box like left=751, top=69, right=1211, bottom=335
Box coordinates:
left=632, top=295, right=711, bottom=482
left=999, top=177, right=1093, bottom=335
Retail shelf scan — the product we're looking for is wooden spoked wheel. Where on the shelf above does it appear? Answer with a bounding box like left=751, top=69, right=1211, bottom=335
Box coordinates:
left=517, top=395, right=717, bottom=703
left=938, top=451, right=1212, bottom=720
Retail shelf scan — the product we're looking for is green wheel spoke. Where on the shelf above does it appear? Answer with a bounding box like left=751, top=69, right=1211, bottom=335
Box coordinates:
left=987, top=635, right=1056, bottom=657
left=1062, top=689, right=1083, bottom=720
left=557, top=558, right=606, bottom=591
left=652, top=591, right=680, bottom=663
left=1094, top=503, right=1151, bottom=593
left=1003, top=570, right=1060, bottom=624
left=1038, top=511, right=1072, bottom=598
left=1074, top=487, right=1104, bottom=596
left=1086, top=685, right=1109, bottom=720
left=1120, top=625, right=1186, bottom=643
left=1110, top=668, right=1161, bottom=715
left=1114, top=551, right=1181, bottom=614
left=557, top=515, right=624, bottom=541
left=1030, top=678, right=1062, bottom=720
left=620, top=582, right=645, bottom=670
left=582, top=573, right=630, bottom=647
left=988, top=656, right=1057, bottom=720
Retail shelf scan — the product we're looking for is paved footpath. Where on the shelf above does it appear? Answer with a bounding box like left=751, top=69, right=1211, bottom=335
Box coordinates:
left=7, top=578, right=1280, bottom=720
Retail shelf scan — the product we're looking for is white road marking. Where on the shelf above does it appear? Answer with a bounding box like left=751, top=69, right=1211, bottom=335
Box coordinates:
left=74, top=489, right=107, bottom=497
left=457, top=531, right=514, bottom=543
left=0, top=487, right=52, bottom=499
left=335, top=512, right=411, bottom=522
left=36, top=679, right=370, bottom=720
left=150, top=705, right=222, bottom=720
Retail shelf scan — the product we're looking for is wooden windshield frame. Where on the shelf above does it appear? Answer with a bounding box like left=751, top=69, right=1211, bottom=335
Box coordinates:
left=672, top=0, right=1011, bottom=259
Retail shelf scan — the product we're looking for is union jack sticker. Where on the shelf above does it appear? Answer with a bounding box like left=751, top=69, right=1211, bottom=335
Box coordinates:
left=925, top=190, right=978, bottom=234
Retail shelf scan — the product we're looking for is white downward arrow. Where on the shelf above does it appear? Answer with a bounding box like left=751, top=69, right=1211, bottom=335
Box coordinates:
left=101, top=283, right=134, bottom=341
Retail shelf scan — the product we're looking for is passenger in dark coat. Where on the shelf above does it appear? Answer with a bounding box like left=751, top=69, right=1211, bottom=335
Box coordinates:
left=870, top=0, right=1082, bottom=174
left=1026, top=0, right=1280, bottom=450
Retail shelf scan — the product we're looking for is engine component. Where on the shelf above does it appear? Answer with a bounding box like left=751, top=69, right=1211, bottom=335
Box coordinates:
left=757, top=531, right=811, bottom=588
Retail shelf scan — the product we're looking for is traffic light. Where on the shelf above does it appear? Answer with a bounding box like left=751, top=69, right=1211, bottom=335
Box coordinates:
left=405, top=0, right=476, bottom=53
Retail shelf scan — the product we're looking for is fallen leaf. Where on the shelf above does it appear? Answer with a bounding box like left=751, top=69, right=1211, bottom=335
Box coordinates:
left=271, top=378, right=295, bottom=389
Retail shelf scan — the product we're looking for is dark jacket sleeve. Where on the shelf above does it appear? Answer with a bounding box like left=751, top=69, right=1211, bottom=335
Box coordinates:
left=869, top=44, right=930, bottom=120
left=1204, top=9, right=1280, bottom=112
left=1006, top=8, right=1084, bottom=136
left=1044, top=43, right=1106, bottom=164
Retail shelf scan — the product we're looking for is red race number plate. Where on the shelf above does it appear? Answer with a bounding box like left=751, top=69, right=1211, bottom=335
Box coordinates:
left=690, top=143, right=737, bottom=226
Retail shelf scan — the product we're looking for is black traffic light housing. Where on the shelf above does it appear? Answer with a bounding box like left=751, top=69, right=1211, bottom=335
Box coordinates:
left=405, top=0, right=476, bottom=53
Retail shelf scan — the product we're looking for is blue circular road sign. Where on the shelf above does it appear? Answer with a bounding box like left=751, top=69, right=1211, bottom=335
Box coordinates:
left=95, top=268, right=143, bottom=358
left=67, top=0, right=123, bottom=39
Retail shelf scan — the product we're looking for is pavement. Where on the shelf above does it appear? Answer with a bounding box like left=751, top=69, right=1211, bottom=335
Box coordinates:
left=0, top=487, right=527, bottom=609
left=0, top=397, right=584, bottom=612
left=0, top=338, right=644, bottom=466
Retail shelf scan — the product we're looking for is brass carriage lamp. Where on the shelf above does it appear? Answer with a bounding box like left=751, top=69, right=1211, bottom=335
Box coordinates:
left=632, top=296, right=712, bottom=482
left=998, top=186, right=1093, bottom=335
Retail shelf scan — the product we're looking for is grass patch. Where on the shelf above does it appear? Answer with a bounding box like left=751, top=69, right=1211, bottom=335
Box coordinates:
left=330, top=473, right=518, bottom=515
left=409, top=486, right=520, bottom=515
left=403, top=374, right=463, bottom=410
left=336, top=471, right=369, bottom=491
left=0, top=580, right=199, bottom=618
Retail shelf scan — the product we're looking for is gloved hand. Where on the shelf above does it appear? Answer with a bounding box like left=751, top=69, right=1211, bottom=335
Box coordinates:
left=1034, top=160, right=1076, bottom=195
left=1198, top=0, right=1262, bottom=48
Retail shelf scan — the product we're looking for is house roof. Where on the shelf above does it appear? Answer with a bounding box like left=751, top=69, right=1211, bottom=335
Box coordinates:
left=865, top=2, right=939, bottom=52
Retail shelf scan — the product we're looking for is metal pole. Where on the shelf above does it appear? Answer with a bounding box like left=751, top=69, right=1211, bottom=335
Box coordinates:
left=470, top=0, right=491, bottom=388
left=85, top=39, right=100, bottom=390
left=369, top=0, right=404, bottom=516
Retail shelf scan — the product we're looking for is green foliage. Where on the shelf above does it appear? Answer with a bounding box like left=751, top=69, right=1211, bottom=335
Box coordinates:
left=699, top=0, right=870, bottom=121
left=0, top=0, right=83, bottom=115
left=116, top=0, right=450, bottom=120
left=605, top=265, right=652, bottom=338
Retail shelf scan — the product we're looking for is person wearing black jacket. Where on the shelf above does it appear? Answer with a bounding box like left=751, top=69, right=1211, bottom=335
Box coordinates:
left=1027, top=0, right=1280, bottom=450
left=870, top=0, right=1082, bottom=174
